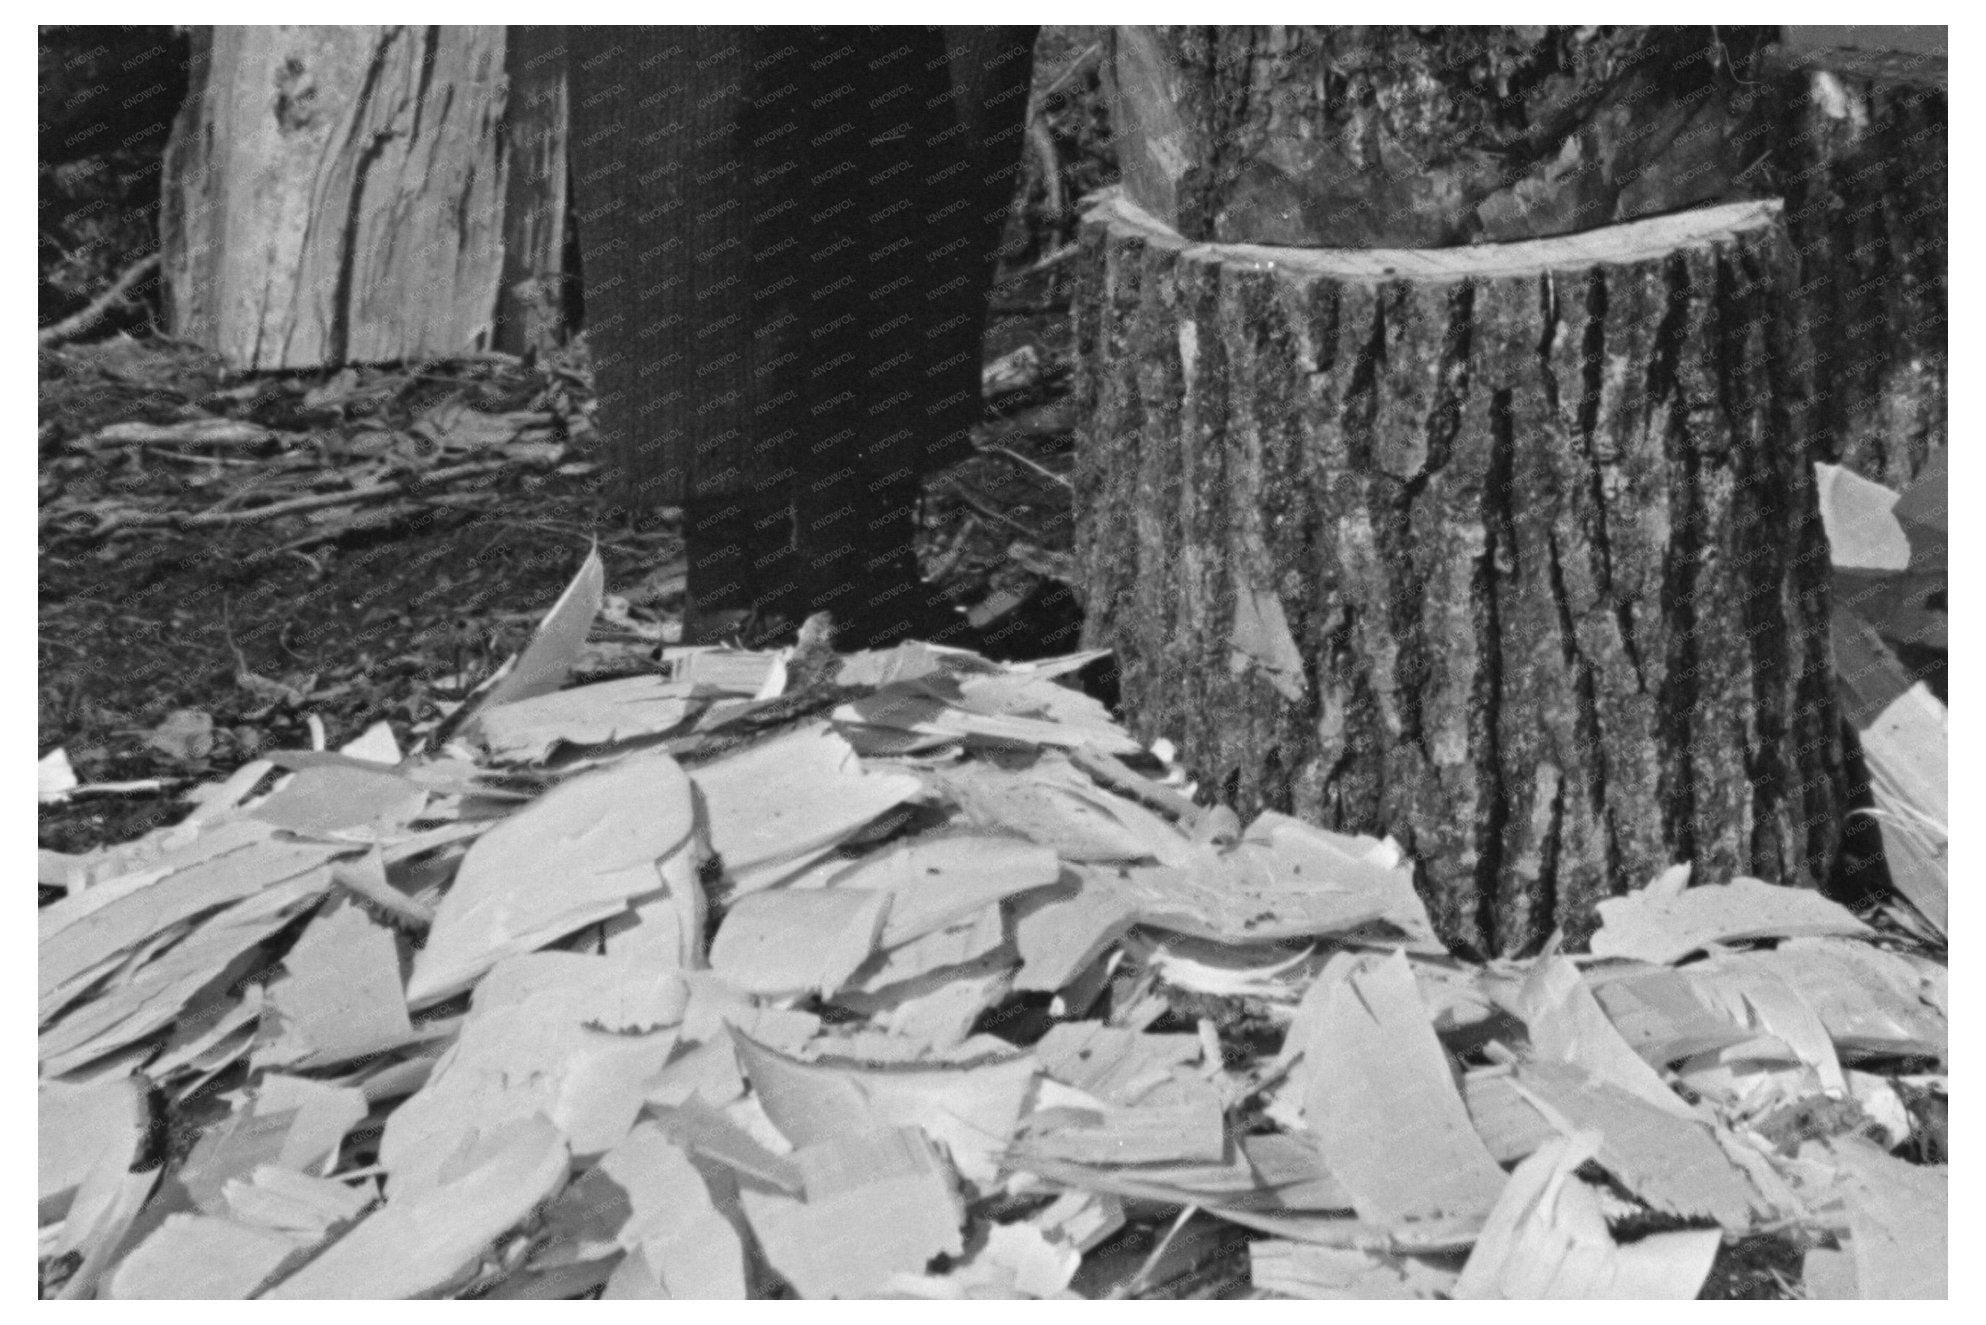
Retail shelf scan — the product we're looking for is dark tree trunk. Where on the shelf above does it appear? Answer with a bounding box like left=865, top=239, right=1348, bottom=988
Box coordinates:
left=1074, top=189, right=1842, bottom=956
left=564, top=27, right=1037, bottom=647
left=494, top=26, right=571, bottom=357
left=1766, top=40, right=1946, bottom=490
left=1104, top=25, right=1778, bottom=248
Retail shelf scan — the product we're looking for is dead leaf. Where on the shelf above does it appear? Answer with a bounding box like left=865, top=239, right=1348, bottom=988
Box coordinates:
left=146, top=708, right=215, bottom=762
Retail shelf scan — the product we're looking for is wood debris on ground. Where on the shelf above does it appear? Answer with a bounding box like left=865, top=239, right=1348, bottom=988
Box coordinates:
left=38, top=538, right=1948, bottom=1300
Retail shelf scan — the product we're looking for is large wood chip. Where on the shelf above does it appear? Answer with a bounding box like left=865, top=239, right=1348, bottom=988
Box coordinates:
left=384, top=953, right=684, bottom=1192
left=1296, top=951, right=1507, bottom=1229
left=407, top=751, right=696, bottom=1005
left=263, top=1116, right=568, bottom=1299
left=738, top=1126, right=965, bottom=1299
left=1590, top=875, right=1873, bottom=964
left=1454, top=1132, right=1719, bottom=1299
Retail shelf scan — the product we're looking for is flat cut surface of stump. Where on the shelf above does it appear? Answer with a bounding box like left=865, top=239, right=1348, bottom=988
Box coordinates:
left=1075, top=189, right=1841, bottom=955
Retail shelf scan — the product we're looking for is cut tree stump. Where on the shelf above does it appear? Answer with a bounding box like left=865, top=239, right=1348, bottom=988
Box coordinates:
left=1073, top=189, right=1842, bottom=956
left=1766, top=40, right=1946, bottom=490
left=162, top=26, right=511, bottom=369
left=1103, top=25, right=1778, bottom=248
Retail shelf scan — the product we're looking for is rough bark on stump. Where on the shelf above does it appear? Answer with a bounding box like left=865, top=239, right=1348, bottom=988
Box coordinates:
left=1766, top=41, right=1946, bottom=490
left=1074, top=189, right=1841, bottom=956
left=162, top=26, right=509, bottom=369
left=1104, top=25, right=1777, bottom=248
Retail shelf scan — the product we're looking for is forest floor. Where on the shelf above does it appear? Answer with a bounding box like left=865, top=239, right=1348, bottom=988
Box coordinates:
left=37, top=26, right=1115, bottom=859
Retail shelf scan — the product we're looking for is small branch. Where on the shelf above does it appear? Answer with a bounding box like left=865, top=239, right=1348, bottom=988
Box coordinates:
left=174, top=460, right=509, bottom=529
left=1020, top=243, right=1082, bottom=278
left=38, top=253, right=162, bottom=348
left=1027, top=113, right=1067, bottom=226
left=977, top=440, right=1074, bottom=491
left=1037, top=40, right=1104, bottom=105
left=933, top=475, right=1048, bottom=545
left=1020, top=42, right=1101, bottom=235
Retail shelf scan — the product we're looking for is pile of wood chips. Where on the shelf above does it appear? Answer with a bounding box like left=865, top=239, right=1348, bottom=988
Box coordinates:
left=39, top=466, right=1946, bottom=1300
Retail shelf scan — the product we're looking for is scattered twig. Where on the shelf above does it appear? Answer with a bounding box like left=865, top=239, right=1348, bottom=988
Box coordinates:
left=43, top=777, right=187, bottom=802
left=174, top=460, right=510, bottom=529
left=1020, top=40, right=1100, bottom=235
left=1027, top=114, right=1068, bottom=227
left=977, top=440, right=1074, bottom=491
left=1113, top=1204, right=1201, bottom=1300
left=934, top=475, right=1049, bottom=545
left=1021, top=243, right=1083, bottom=278
left=88, top=419, right=276, bottom=450
left=38, top=253, right=162, bottom=348
left=923, top=512, right=979, bottom=582
left=1037, top=39, right=1104, bottom=105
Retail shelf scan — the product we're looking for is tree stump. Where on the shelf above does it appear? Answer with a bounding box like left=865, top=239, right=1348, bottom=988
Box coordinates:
left=1104, top=25, right=1778, bottom=248
left=1073, top=189, right=1842, bottom=956
left=1766, top=39, right=1946, bottom=490
left=162, top=26, right=511, bottom=369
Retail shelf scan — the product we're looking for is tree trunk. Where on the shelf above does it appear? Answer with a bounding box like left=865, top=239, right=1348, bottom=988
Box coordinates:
left=493, top=26, right=570, bottom=357
left=1103, top=25, right=1778, bottom=248
left=1073, top=189, right=1842, bottom=956
left=563, top=27, right=1037, bottom=648
left=161, top=25, right=511, bottom=369
left=1766, top=39, right=1946, bottom=490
